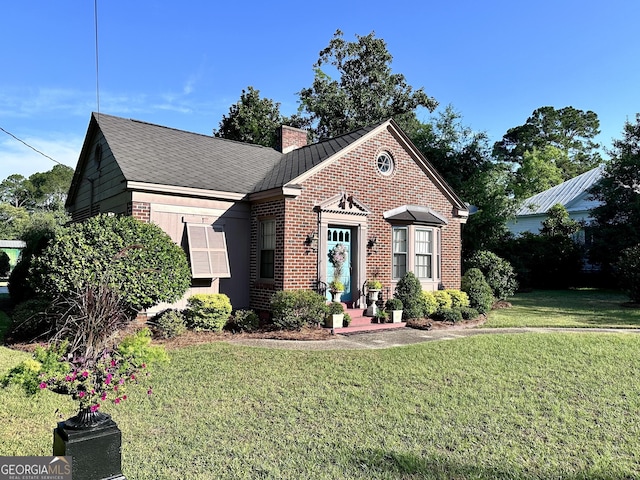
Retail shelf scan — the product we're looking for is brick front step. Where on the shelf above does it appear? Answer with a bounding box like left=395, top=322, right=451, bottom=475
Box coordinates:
left=327, top=307, right=406, bottom=334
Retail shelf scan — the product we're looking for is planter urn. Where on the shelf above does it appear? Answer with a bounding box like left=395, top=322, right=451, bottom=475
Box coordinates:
left=53, top=408, right=126, bottom=480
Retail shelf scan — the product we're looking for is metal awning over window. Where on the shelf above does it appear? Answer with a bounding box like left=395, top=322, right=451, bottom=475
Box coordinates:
left=185, top=224, right=231, bottom=278
left=383, top=205, right=448, bottom=225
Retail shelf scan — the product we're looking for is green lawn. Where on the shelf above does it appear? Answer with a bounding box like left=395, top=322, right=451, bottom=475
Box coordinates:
left=485, top=289, right=640, bottom=328
left=2, top=333, right=640, bottom=479
left=2, top=290, right=640, bottom=478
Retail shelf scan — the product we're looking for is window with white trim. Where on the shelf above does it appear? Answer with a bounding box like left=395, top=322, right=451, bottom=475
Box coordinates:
left=415, top=229, right=433, bottom=279
left=392, top=226, right=440, bottom=281
left=259, top=219, right=275, bottom=279
left=392, top=227, right=407, bottom=279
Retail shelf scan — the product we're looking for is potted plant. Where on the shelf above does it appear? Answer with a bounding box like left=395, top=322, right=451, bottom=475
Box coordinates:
left=385, top=298, right=404, bottom=323
left=326, top=301, right=345, bottom=329
left=366, top=279, right=382, bottom=303
left=328, top=280, right=345, bottom=302
left=373, top=308, right=389, bottom=324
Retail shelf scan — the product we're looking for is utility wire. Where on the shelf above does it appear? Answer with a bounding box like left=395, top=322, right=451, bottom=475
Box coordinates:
left=94, top=0, right=100, bottom=117
left=0, top=126, right=64, bottom=166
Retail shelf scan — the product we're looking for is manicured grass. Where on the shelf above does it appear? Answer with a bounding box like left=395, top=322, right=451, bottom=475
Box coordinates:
left=485, top=289, right=640, bottom=328
left=2, top=333, right=640, bottom=479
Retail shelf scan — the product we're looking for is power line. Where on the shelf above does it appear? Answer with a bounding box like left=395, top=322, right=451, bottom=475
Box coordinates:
left=94, top=0, right=100, bottom=117
left=0, top=126, right=64, bottom=166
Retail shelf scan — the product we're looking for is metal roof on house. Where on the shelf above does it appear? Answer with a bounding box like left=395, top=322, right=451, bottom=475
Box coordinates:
left=515, top=165, right=605, bottom=216
left=0, top=240, right=26, bottom=248
left=93, top=113, right=377, bottom=195
left=253, top=123, right=379, bottom=191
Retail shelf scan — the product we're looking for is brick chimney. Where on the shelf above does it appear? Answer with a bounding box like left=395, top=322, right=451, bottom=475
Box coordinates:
left=278, top=125, right=308, bottom=153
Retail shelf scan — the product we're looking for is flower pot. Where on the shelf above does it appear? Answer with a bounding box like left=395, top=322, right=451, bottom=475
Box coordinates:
left=367, top=289, right=380, bottom=303
left=63, top=406, right=112, bottom=430
left=390, top=309, right=403, bottom=323
left=331, top=291, right=343, bottom=303
left=327, top=313, right=344, bottom=329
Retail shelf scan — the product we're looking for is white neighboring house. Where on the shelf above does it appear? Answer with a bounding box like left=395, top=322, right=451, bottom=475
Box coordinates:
left=506, top=165, right=605, bottom=240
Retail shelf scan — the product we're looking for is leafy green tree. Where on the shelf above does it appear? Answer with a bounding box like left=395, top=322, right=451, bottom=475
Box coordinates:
left=493, top=106, right=601, bottom=179
left=589, top=114, right=640, bottom=272
left=0, top=204, right=30, bottom=240
left=29, top=214, right=191, bottom=311
left=409, top=106, right=515, bottom=257
left=615, top=244, right=640, bottom=303
left=411, top=106, right=493, bottom=197
left=214, top=86, right=288, bottom=148
left=462, top=164, right=518, bottom=256
left=511, top=146, right=566, bottom=200
left=298, top=30, right=437, bottom=139
left=0, top=174, right=34, bottom=208
left=496, top=204, right=584, bottom=289
left=540, top=204, right=582, bottom=237
left=28, top=164, right=74, bottom=210
left=8, top=210, right=66, bottom=304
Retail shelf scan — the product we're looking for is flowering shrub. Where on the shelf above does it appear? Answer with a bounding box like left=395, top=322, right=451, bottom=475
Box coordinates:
left=2, top=328, right=167, bottom=412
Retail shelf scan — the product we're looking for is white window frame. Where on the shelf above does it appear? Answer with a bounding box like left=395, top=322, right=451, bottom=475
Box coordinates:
left=392, top=225, right=441, bottom=282
left=392, top=227, right=408, bottom=279
left=414, top=228, right=433, bottom=280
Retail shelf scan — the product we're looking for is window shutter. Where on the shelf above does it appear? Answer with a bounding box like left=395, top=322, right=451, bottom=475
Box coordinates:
left=186, top=224, right=231, bottom=279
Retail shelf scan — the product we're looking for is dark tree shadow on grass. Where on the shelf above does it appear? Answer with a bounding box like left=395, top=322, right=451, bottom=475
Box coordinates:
left=349, top=448, right=637, bottom=479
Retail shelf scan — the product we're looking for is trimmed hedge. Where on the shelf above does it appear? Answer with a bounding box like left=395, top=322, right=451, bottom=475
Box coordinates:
left=270, top=290, right=328, bottom=330
left=186, top=294, right=233, bottom=331
left=395, top=272, right=424, bottom=319
left=461, top=268, right=494, bottom=314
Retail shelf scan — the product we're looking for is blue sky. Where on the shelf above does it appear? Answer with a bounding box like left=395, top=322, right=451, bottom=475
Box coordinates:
left=2, top=0, right=639, bottom=181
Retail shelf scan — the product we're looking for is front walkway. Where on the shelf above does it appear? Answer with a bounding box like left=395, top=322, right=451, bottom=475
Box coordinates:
left=227, top=326, right=640, bottom=351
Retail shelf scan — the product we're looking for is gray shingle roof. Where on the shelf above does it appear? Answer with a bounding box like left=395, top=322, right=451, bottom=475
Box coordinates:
left=95, top=113, right=283, bottom=194
left=95, top=113, right=380, bottom=195
left=516, top=165, right=604, bottom=215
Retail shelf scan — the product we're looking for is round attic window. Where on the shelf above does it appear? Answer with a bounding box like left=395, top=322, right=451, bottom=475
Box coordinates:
left=376, top=152, right=394, bottom=176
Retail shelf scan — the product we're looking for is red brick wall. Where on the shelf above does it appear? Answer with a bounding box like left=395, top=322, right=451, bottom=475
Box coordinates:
left=250, top=199, right=286, bottom=309
left=128, top=201, right=151, bottom=223
left=249, top=126, right=464, bottom=311
left=280, top=125, right=308, bottom=152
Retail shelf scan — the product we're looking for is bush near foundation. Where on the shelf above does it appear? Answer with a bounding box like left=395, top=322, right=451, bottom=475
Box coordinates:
left=270, top=290, right=328, bottom=330
left=461, top=268, right=494, bottom=314
left=186, top=294, right=233, bottom=332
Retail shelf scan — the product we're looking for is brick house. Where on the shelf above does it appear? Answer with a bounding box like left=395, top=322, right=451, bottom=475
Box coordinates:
left=66, top=113, right=468, bottom=314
